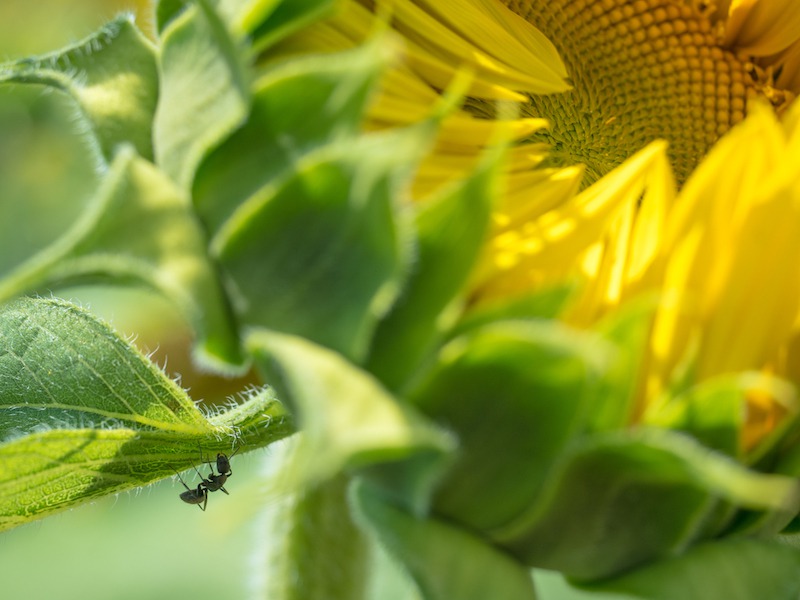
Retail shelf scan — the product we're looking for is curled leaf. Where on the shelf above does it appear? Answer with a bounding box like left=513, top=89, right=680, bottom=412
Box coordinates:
left=0, top=15, right=158, bottom=163
left=0, top=148, right=243, bottom=370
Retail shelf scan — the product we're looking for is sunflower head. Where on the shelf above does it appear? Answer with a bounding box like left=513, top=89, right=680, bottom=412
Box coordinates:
left=494, top=0, right=796, bottom=184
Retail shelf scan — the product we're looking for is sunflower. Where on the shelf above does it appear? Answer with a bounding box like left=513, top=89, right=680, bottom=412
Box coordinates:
left=272, top=0, right=799, bottom=181
left=270, top=0, right=800, bottom=453
left=5, top=0, right=800, bottom=595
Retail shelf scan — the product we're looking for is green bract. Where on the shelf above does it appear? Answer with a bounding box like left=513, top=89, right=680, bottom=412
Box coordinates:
left=2, top=1, right=800, bottom=599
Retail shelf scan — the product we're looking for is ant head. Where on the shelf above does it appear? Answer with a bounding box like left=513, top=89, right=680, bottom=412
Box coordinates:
left=215, top=445, right=241, bottom=474
left=216, top=452, right=230, bottom=473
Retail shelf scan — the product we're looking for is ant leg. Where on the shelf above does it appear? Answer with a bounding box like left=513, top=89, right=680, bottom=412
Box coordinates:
left=227, top=445, right=242, bottom=476
left=199, top=445, right=215, bottom=476
left=188, top=462, right=210, bottom=485
left=198, top=485, right=208, bottom=511
left=173, top=468, right=191, bottom=491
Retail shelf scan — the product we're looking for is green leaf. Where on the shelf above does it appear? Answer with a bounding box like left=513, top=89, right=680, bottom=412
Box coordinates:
left=365, top=542, right=423, bottom=600
left=589, top=298, right=656, bottom=431
left=156, top=0, right=332, bottom=42
left=155, top=0, right=188, bottom=34
left=154, top=1, right=250, bottom=189
left=451, top=283, right=576, bottom=337
left=256, top=449, right=370, bottom=600
left=408, top=320, right=612, bottom=532
left=495, top=428, right=800, bottom=581
left=648, top=372, right=799, bottom=466
left=0, top=297, right=293, bottom=532
left=575, top=539, right=800, bottom=600
left=645, top=376, right=747, bottom=459
left=0, top=15, right=158, bottom=162
left=193, top=38, right=389, bottom=235
left=215, top=128, right=429, bottom=362
left=352, top=479, right=537, bottom=600
left=0, top=147, right=243, bottom=370
left=365, top=148, right=498, bottom=392
left=249, top=0, right=335, bottom=51
left=247, top=330, right=454, bottom=513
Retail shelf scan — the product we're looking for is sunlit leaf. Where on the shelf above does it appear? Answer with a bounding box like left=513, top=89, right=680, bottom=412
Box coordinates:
left=0, top=296, right=292, bottom=531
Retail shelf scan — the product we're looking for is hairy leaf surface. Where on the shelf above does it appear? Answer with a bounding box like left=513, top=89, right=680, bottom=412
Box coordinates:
left=0, top=297, right=292, bottom=531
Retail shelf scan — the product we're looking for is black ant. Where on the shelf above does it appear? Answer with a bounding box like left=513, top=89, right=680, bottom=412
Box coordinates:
left=173, top=446, right=241, bottom=510
left=200, top=446, right=240, bottom=495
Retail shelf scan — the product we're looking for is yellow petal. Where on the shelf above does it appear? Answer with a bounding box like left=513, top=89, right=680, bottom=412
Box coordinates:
left=411, top=0, right=568, bottom=82
left=785, top=92, right=800, bottom=147
left=497, top=166, right=584, bottom=229
left=567, top=143, right=674, bottom=324
left=698, top=187, right=800, bottom=378
left=375, top=0, right=569, bottom=94
left=725, top=0, right=800, bottom=56
left=771, top=39, right=800, bottom=96
left=645, top=103, right=795, bottom=401
left=473, top=141, right=670, bottom=304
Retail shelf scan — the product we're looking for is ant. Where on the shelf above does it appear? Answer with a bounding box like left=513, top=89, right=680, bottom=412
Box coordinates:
left=200, top=446, right=241, bottom=495
left=173, top=446, right=241, bottom=510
